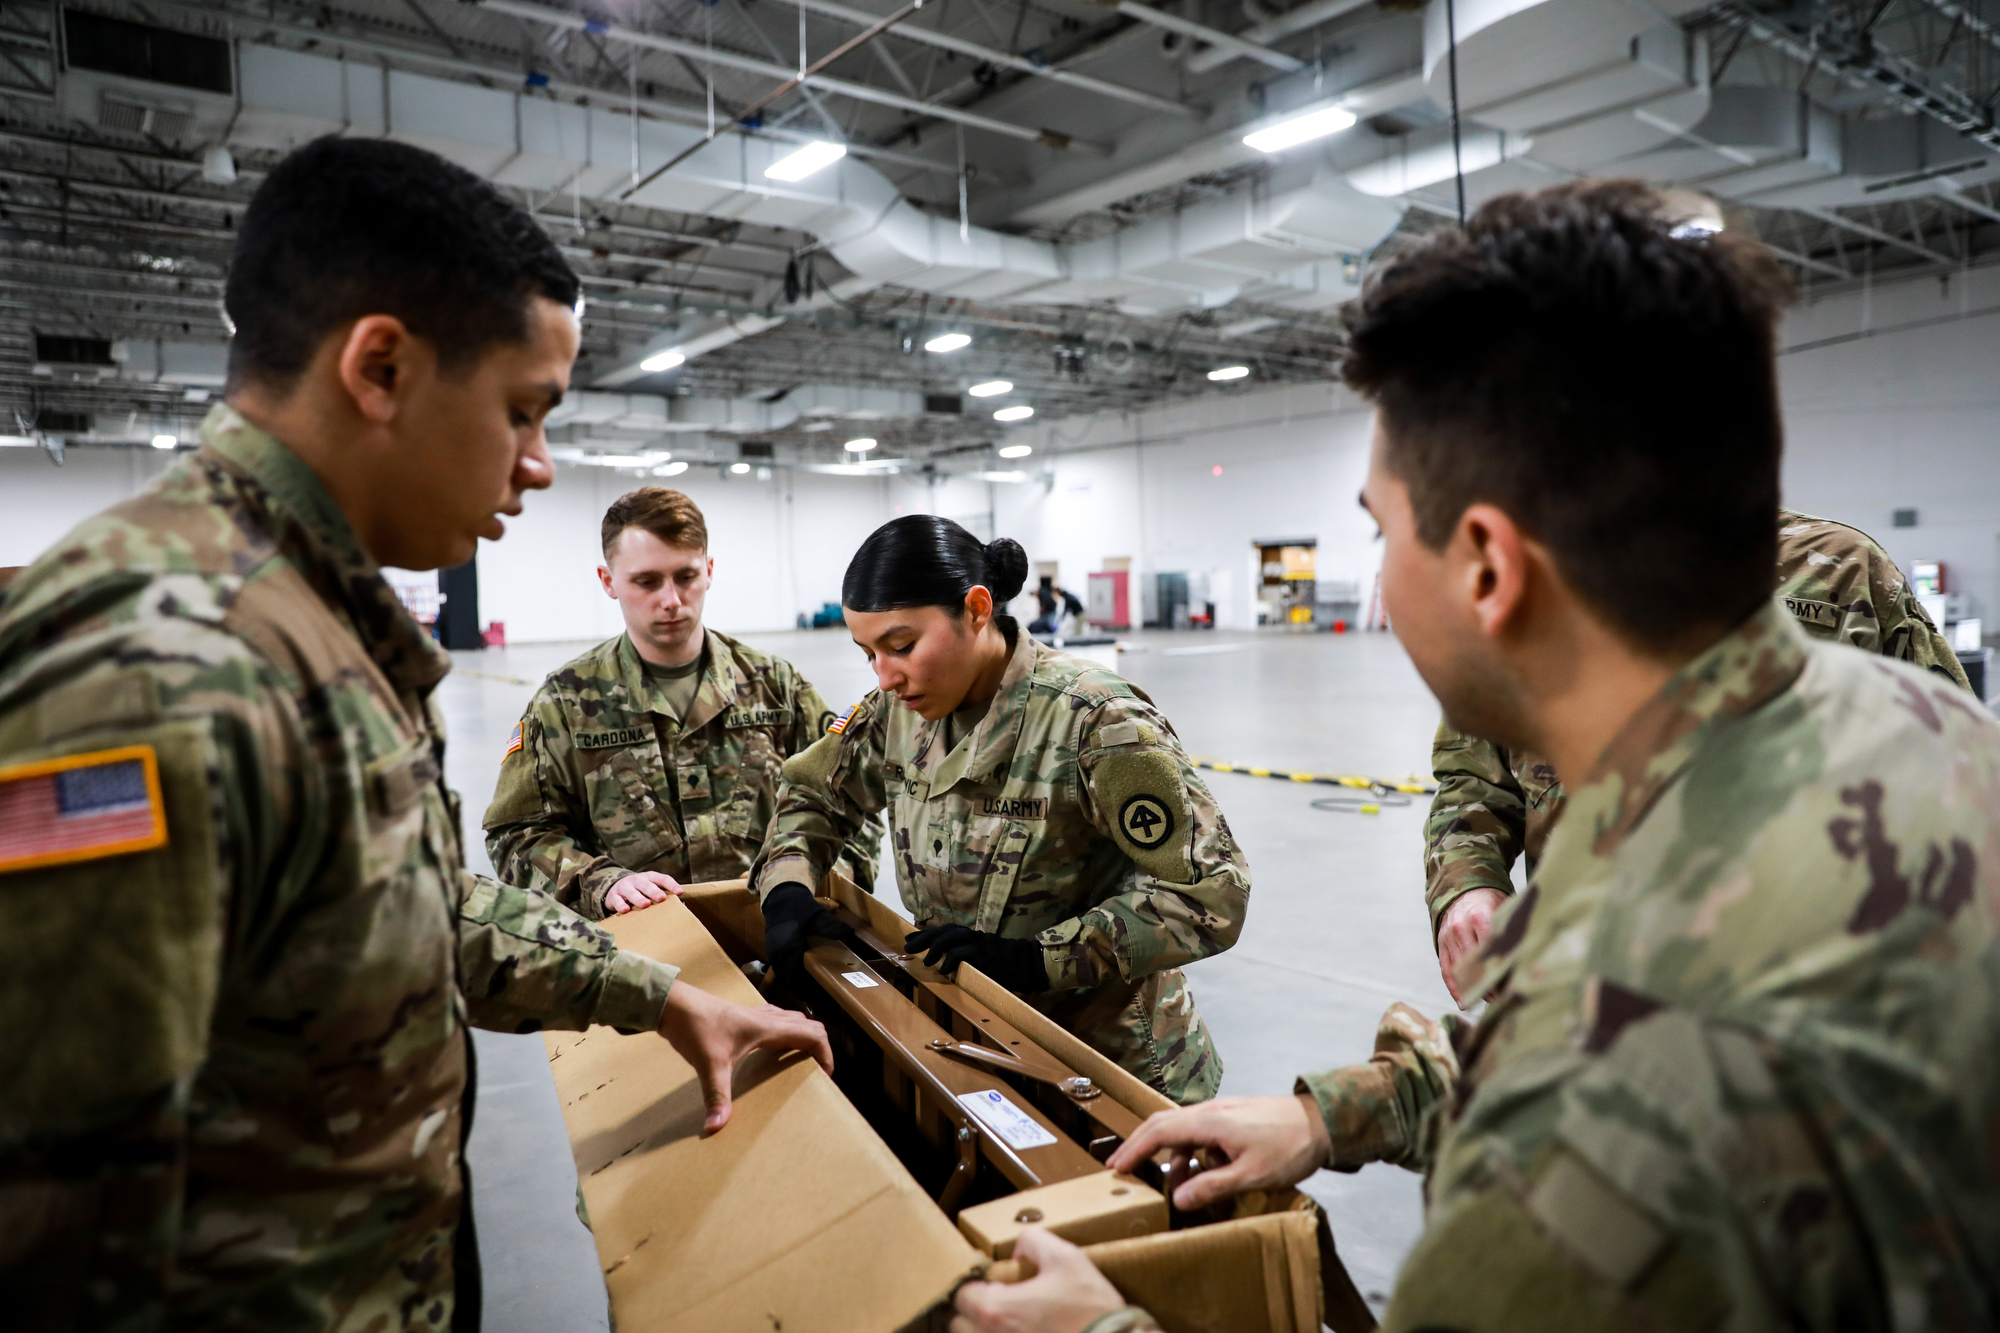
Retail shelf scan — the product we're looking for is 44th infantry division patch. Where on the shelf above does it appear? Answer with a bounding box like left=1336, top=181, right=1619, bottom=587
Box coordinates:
left=0, top=745, right=168, bottom=873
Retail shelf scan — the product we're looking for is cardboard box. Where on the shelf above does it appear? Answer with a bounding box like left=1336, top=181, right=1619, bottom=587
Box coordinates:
left=546, top=881, right=1377, bottom=1333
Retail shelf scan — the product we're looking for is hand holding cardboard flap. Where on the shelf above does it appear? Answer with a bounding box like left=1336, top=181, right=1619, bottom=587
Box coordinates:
left=652, top=974, right=833, bottom=1132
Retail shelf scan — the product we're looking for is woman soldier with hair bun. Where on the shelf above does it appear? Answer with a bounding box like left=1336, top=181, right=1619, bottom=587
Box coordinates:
left=752, top=516, right=1250, bottom=1103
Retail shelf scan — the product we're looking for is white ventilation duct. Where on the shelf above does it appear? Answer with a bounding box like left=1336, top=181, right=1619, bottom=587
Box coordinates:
left=222, top=42, right=1404, bottom=334
left=1410, top=0, right=1713, bottom=188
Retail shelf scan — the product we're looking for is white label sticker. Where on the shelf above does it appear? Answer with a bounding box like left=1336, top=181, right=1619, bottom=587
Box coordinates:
left=957, top=1089, right=1057, bottom=1151
left=841, top=971, right=879, bottom=989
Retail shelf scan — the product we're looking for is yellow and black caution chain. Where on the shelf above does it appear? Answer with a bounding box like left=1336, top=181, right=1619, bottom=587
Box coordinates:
left=1188, top=756, right=1435, bottom=815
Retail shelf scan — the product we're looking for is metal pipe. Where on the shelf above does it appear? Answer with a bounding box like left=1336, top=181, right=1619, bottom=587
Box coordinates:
left=1184, top=0, right=1373, bottom=73
left=770, top=0, right=1197, bottom=119
left=1097, top=0, right=1304, bottom=73
left=482, top=0, right=1110, bottom=152
left=623, top=0, right=931, bottom=197
left=1799, top=206, right=1957, bottom=268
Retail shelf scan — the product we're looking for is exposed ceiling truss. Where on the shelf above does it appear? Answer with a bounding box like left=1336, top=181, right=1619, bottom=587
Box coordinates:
left=3, top=0, right=1998, bottom=474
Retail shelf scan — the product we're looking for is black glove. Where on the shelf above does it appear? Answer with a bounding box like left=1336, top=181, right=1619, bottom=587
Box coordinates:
left=903, top=924, right=1050, bottom=994
left=761, top=882, right=855, bottom=976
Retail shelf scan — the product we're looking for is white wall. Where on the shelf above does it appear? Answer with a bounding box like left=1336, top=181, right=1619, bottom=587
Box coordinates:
left=479, top=465, right=907, bottom=643
left=978, top=381, right=1381, bottom=631
left=1777, top=263, right=2000, bottom=627
left=0, top=446, right=179, bottom=567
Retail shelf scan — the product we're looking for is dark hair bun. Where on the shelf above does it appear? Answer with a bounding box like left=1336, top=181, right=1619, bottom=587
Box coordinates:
left=983, top=538, right=1029, bottom=604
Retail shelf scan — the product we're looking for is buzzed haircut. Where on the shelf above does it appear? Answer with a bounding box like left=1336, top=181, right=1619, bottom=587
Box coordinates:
left=603, top=488, right=709, bottom=561
left=224, top=136, right=580, bottom=390
left=1342, top=179, right=1795, bottom=655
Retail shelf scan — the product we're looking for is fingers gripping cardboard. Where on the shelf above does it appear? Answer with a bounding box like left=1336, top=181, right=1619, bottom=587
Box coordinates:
left=544, top=898, right=979, bottom=1332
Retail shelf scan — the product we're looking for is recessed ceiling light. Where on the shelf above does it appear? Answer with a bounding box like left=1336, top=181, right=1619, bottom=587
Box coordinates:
left=924, top=332, right=971, bottom=353
left=993, top=405, right=1034, bottom=422
left=655, top=460, right=690, bottom=476
left=968, top=380, right=1013, bottom=397
left=1207, top=365, right=1251, bottom=381
left=997, top=443, right=1032, bottom=459
left=845, top=437, right=878, bottom=452
left=150, top=433, right=177, bottom=449
left=975, top=470, right=1029, bottom=483
left=640, top=350, right=685, bottom=373
left=765, top=140, right=847, bottom=181
left=730, top=462, right=751, bottom=474
left=1242, top=104, right=1358, bottom=154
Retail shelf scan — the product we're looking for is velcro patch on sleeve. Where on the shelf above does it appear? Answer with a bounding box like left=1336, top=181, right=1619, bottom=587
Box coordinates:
left=725, top=706, right=787, bottom=729
left=1092, top=749, right=1195, bottom=884
left=1783, top=596, right=1840, bottom=632
left=575, top=727, right=650, bottom=750
left=0, top=745, right=168, bottom=873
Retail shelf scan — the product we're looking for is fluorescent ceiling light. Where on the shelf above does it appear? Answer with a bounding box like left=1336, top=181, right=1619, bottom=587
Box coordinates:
left=924, top=332, right=971, bottom=353
left=1207, top=365, right=1251, bottom=381
left=997, top=443, right=1033, bottom=459
left=730, top=462, right=751, bottom=474
left=968, top=380, right=1013, bottom=397
left=975, top=470, right=1028, bottom=483
left=655, top=460, right=690, bottom=476
left=150, top=433, right=177, bottom=449
left=993, top=405, right=1034, bottom=422
left=1243, top=104, right=1357, bottom=154
left=640, top=350, right=685, bottom=373
left=765, top=140, right=847, bottom=182
left=844, top=437, right=878, bottom=452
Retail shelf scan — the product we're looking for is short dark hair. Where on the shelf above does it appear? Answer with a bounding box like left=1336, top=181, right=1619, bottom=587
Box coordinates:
left=225, top=137, right=580, bottom=390
left=602, top=488, right=708, bottom=560
left=843, top=516, right=1029, bottom=616
left=1342, top=180, right=1795, bottom=654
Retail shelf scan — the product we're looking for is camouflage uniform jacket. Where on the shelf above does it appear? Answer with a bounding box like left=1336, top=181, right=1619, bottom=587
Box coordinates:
left=1422, top=508, right=1975, bottom=936
left=0, top=406, right=679, bottom=1333
left=482, top=630, right=881, bottom=918
left=754, top=629, right=1248, bottom=1104
left=1303, top=600, right=2000, bottom=1331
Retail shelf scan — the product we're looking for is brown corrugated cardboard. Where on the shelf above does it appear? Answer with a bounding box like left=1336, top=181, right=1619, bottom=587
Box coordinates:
left=956, top=1170, right=1167, bottom=1258
left=553, top=883, right=1380, bottom=1333
left=544, top=897, right=980, bottom=1332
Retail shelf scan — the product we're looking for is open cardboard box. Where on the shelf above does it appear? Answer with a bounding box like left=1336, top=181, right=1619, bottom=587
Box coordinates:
left=544, top=876, right=1377, bottom=1332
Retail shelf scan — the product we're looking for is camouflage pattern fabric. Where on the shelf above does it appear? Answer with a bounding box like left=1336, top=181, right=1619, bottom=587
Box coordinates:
left=1422, top=507, right=1975, bottom=935
left=482, top=630, right=881, bottom=918
left=754, top=629, right=1248, bottom=1104
left=0, top=406, right=679, bottom=1332
left=1305, top=599, right=2000, bottom=1330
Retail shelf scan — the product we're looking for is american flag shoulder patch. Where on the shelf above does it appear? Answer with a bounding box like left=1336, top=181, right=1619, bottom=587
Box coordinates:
left=827, top=705, right=861, bottom=735
left=505, top=721, right=524, bottom=757
left=0, top=745, right=169, bottom=874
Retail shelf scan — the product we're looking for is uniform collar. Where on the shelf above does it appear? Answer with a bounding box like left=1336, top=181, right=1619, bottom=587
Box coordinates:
left=616, top=626, right=744, bottom=732
left=1454, top=597, right=1808, bottom=1002
left=197, top=403, right=450, bottom=700
left=925, top=625, right=1037, bottom=796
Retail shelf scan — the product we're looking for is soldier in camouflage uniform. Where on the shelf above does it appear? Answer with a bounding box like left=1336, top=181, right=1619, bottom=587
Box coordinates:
left=483, top=489, right=880, bottom=920
left=0, top=138, right=828, bottom=1332
left=1426, top=508, right=1973, bottom=1001
left=754, top=517, right=1249, bottom=1105
left=958, top=184, right=2000, bottom=1333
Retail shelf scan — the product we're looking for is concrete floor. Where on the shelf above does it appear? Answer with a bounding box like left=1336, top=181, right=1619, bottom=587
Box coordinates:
left=444, top=625, right=1460, bottom=1328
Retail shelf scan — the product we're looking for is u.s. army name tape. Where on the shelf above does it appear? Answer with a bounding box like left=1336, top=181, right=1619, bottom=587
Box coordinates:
left=1188, top=756, right=1434, bottom=796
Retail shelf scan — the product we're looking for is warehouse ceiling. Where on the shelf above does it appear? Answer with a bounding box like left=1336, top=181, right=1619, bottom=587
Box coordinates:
left=3, top=0, right=1999, bottom=477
